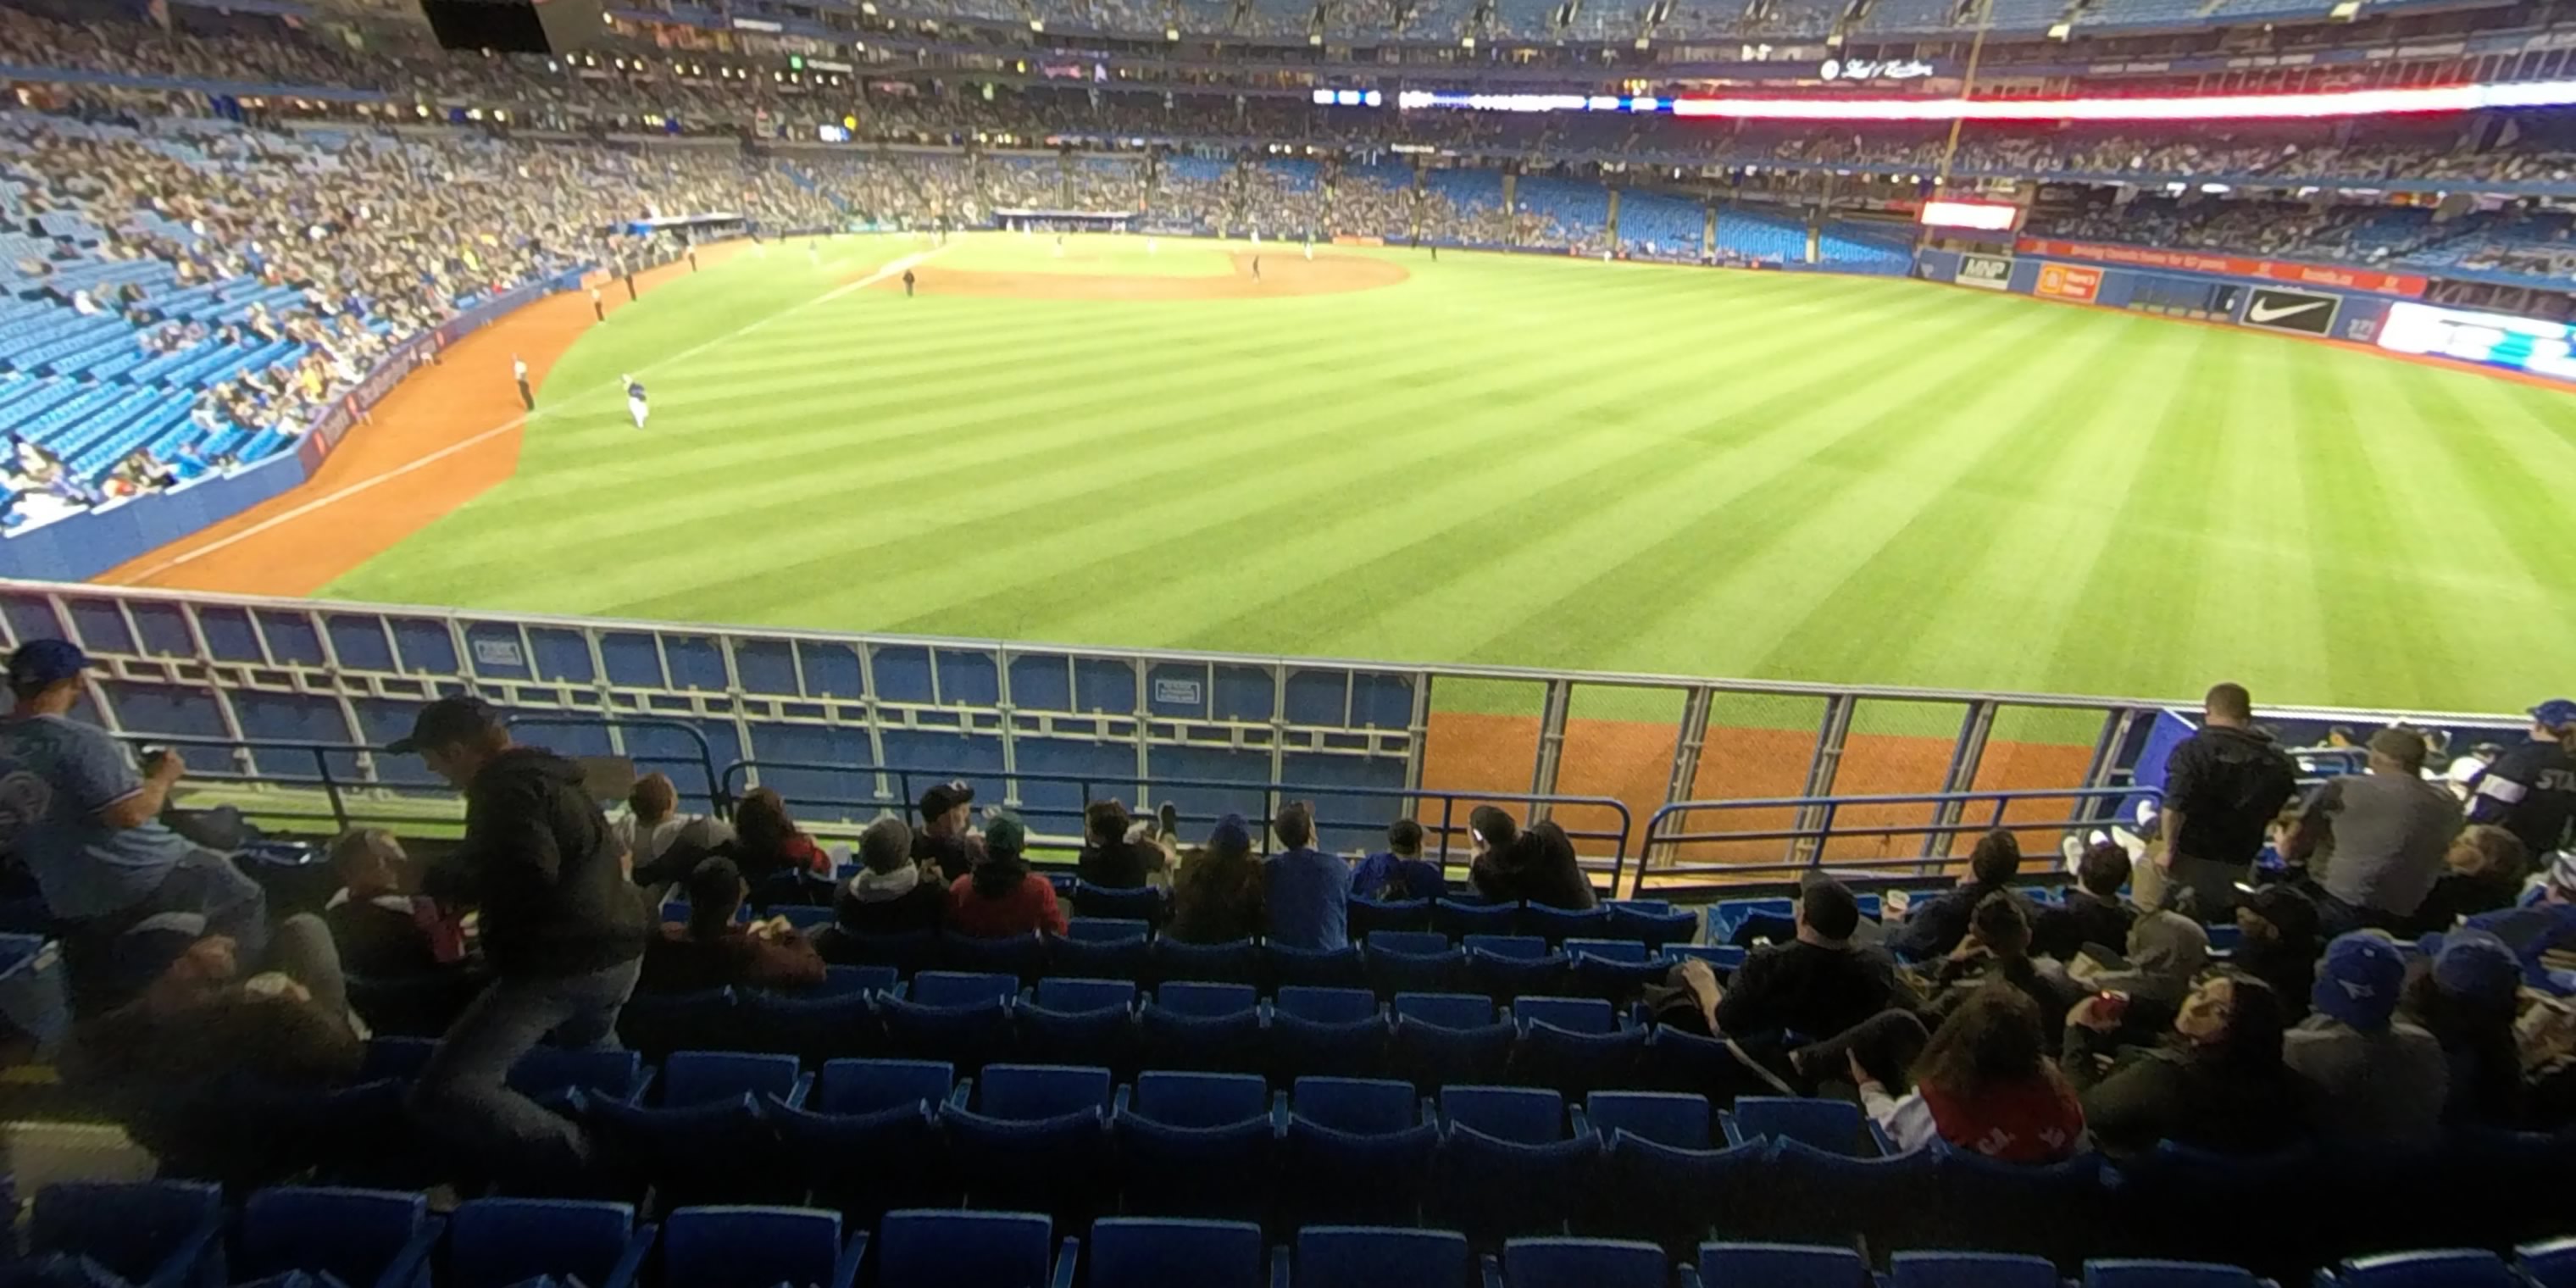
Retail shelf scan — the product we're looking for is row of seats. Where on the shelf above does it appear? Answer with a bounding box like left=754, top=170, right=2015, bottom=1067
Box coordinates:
left=35, top=1179, right=2574, bottom=1288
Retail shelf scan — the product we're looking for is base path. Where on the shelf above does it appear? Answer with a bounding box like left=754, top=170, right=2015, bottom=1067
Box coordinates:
left=874, top=253, right=1408, bottom=302
left=97, top=242, right=751, bottom=595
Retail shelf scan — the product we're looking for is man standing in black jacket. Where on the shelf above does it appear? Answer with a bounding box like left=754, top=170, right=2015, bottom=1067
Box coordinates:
left=392, top=697, right=649, bottom=1184
left=2140, top=683, right=2300, bottom=919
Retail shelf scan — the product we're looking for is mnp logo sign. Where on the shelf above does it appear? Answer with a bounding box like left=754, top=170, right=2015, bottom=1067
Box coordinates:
left=1958, top=253, right=2012, bottom=290
left=2241, top=286, right=2340, bottom=337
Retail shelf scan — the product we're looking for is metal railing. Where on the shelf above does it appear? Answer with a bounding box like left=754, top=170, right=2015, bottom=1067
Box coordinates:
left=499, top=714, right=728, bottom=819
left=101, top=731, right=424, bottom=836
left=1638, top=785, right=2157, bottom=893
left=719, top=758, right=1635, bottom=879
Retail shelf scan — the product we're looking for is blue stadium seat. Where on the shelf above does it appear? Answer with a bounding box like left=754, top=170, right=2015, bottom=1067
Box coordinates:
left=1272, top=986, right=1391, bottom=1080
left=1066, top=917, right=1152, bottom=942
left=660, top=1050, right=809, bottom=1108
left=1722, top=1096, right=1868, bottom=1154
left=738, top=991, right=881, bottom=1063
left=1434, top=1087, right=1603, bottom=1245
left=510, top=1047, right=648, bottom=1107
left=880, top=974, right=1015, bottom=1070
left=1599, top=1135, right=1767, bottom=1256
left=825, top=930, right=935, bottom=975
left=1470, top=942, right=1573, bottom=1001
left=1367, top=933, right=1465, bottom=996
left=942, top=1064, right=1117, bottom=1224
left=1281, top=1078, right=1442, bottom=1228
left=662, top=1206, right=861, bottom=1288
left=770, top=1062, right=957, bottom=1221
left=1153, top=937, right=1260, bottom=985
left=1588, top=1091, right=1713, bottom=1149
left=1514, top=996, right=1617, bottom=1033
left=237, top=1186, right=441, bottom=1288
left=1523, top=903, right=1611, bottom=943
left=871, top=1210, right=1063, bottom=1288
left=1765, top=1141, right=1940, bottom=1249
left=1156, top=980, right=1260, bottom=1017
left=911, top=970, right=1021, bottom=1008
left=1889, top=1252, right=2062, bottom=1288
left=1090, top=1219, right=1267, bottom=1288
left=1075, top=882, right=1166, bottom=922
left=1501, top=1237, right=1671, bottom=1288
left=1349, top=897, right=1432, bottom=937
left=813, top=964, right=897, bottom=997
left=778, top=905, right=835, bottom=933
left=1465, top=935, right=1552, bottom=960
left=939, top=931, right=1047, bottom=981
left=1117, top=1071, right=1278, bottom=1219
left=2523, top=1240, right=2576, bottom=1288
left=2082, top=1260, right=2267, bottom=1288
left=1268, top=941, right=1368, bottom=991
left=446, top=1199, right=654, bottom=1288
left=1609, top=905, right=1701, bottom=948
left=1696, top=1242, right=1873, bottom=1288
left=2321, top=1252, right=2521, bottom=1288
left=1436, top=899, right=1524, bottom=938
left=1293, top=1226, right=1477, bottom=1288
left=1020, top=978, right=1141, bottom=1072
left=1393, top=991, right=1515, bottom=1087
left=617, top=987, right=737, bottom=1057
left=1442, top=1084, right=1571, bottom=1144
left=808, top=1058, right=955, bottom=1113
left=26, top=1180, right=224, bottom=1288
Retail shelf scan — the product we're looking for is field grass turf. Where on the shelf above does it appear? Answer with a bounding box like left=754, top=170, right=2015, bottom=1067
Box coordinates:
left=323, top=232, right=2576, bottom=719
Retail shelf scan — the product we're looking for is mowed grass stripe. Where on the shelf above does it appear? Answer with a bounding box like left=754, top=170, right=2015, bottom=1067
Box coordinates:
left=323, top=236, right=2576, bottom=713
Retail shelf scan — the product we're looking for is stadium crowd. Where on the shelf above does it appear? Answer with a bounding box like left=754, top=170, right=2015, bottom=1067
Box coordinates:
left=4, top=649, right=2573, bottom=1212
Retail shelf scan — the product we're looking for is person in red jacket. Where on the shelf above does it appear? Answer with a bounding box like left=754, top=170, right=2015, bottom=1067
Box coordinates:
left=947, top=812, right=1065, bottom=938
left=1856, top=983, right=2087, bottom=1163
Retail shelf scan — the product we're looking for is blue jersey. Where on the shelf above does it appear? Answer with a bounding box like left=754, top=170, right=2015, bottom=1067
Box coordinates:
left=626, top=382, right=647, bottom=402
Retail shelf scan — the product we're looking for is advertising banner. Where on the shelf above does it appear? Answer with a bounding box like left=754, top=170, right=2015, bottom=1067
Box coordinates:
left=2035, top=263, right=2101, bottom=303
left=2015, top=237, right=2428, bottom=297
left=1957, top=253, right=2013, bottom=290
left=2378, top=300, right=2576, bottom=382
left=2240, top=286, right=2342, bottom=337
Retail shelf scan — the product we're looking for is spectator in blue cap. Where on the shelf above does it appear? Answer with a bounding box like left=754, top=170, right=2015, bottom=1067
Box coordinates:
left=2464, top=698, right=2576, bottom=862
left=0, top=638, right=269, bottom=1012
left=2285, top=932, right=2448, bottom=1146
left=2406, top=927, right=2527, bottom=1128
left=1169, top=812, right=1264, bottom=944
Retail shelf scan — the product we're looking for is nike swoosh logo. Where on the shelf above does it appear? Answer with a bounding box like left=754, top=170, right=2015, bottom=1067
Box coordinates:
left=2248, top=299, right=2330, bottom=323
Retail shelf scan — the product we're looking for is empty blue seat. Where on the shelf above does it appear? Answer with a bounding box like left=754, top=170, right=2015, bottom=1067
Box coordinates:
left=1348, top=897, right=1431, bottom=937
left=1050, top=933, right=1152, bottom=980
left=617, top=987, right=737, bottom=1057
left=1514, top=996, right=1617, bottom=1033
left=978, top=1063, right=1114, bottom=1118
left=872, top=1209, right=1060, bottom=1288
left=2323, top=1252, right=2521, bottom=1288
left=1766, top=1141, right=1940, bottom=1248
left=662, top=1206, right=860, bottom=1288
left=2522, top=1241, right=2576, bottom=1288
left=1075, top=882, right=1166, bottom=922
left=1034, top=977, right=1136, bottom=1012
left=1282, top=1079, right=1441, bottom=1228
left=810, top=1058, right=954, bottom=1114
left=446, top=1199, right=653, bottom=1288
left=1118, top=1071, right=1277, bottom=1220
left=772, top=1064, right=956, bottom=1221
left=1723, top=1096, right=1868, bottom=1154
left=237, top=1186, right=441, bottom=1288
left=1470, top=945, right=1572, bottom=1001
left=2083, top=1260, right=2267, bottom=1288
left=1696, top=1241, right=1872, bottom=1288
left=739, top=991, right=881, bottom=1063
left=1294, top=1226, right=1476, bottom=1288
left=511, top=1047, right=648, bottom=1106
left=1396, top=991, right=1496, bottom=1029
left=1279, top=985, right=1382, bottom=1023
left=27, top=1180, right=224, bottom=1288
left=1153, top=937, right=1259, bottom=985
left=1524, top=903, right=1612, bottom=943
left=1156, top=980, right=1259, bottom=1018
left=1502, top=1237, right=1669, bottom=1288
left=826, top=930, right=935, bottom=975
left=939, top=932, right=1047, bottom=980
left=1066, top=917, right=1152, bottom=941
left=1567, top=938, right=1652, bottom=963
left=1272, top=987, right=1391, bottom=1079
left=1366, top=933, right=1465, bottom=995
left=1394, top=991, right=1515, bottom=1087
left=1466, top=935, right=1551, bottom=960
left=910, top=970, right=1020, bottom=1008
left=942, top=1066, right=1115, bottom=1224
left=1436, top=899, right=1523, bottom=939
left=1889, top=1251, right=2062, bottom=1288
left=1588, top=1091, right=1712, bottom=1149
left=1442, top=1084, right=1570, bottom=1145
left=1268, top=941, right=1368, bottom=991
left=1090, top=1219, right=1267, bottom=1288
left=661, top=1050, right=808, bottom=1108
left=814, top=964, right=897, bottom=997
left=1144, top=997, right=1266, bottom=1073
left=1609, top=905, right=1701, bottom=948
left=1602, top=1135, right=1768, bottom=1256
left=1021, top=978, right=1141, bottom=1071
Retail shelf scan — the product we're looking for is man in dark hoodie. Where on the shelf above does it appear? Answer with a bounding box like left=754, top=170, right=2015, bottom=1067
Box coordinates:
left=392, top=696, right=650, bottom=1184
left=836, top=815, right=947, bottom=935
left=2140, top=682, right=2300, bottom=918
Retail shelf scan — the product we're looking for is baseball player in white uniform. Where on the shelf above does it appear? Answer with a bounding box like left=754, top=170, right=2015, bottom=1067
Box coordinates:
left=624, top=374, right=648, bottom=430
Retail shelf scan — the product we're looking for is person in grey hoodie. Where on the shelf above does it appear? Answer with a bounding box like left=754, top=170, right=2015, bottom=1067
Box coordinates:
left=834, top=815, right=947, bottom=936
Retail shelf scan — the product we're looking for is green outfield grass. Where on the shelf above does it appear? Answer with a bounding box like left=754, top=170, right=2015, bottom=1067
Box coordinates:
left=931, top=234, right=1235, bottom=276
left=321, top=231, right=2576, bottom=717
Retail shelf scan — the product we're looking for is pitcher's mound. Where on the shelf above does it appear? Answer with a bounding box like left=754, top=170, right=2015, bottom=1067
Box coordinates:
left=873, top=253, right=1409, bottom=301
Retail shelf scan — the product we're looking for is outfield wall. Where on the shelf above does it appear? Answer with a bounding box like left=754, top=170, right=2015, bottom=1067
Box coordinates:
left=0, top=269, right=592, bottom=586
left=1915, top=244, right=2407, bottom=346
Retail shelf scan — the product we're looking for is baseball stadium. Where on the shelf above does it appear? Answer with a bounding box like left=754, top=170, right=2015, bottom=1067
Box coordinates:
left=0, top=0, right=2572, bottom=1276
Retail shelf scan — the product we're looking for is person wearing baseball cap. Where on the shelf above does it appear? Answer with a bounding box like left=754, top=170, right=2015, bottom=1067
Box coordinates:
left=2284, top=932, right=2447, bottom=1146
left=387, top=693, right=649, bottom=1185
left=2462, top=699, right=2576, bottom=861
left=2407, top=927, right=2526, bottom=1129
left=2281, top=726, right=2464, bottom=936
left=2231, top=884, right=2323, bottom=1022
left=946, top=809, right=1065, bottom=939
left=1, top=638, right=269, bottom=1008
left=2457, top=849, right=2576, bottom=995
left=911, top=780, right=985, bottom=883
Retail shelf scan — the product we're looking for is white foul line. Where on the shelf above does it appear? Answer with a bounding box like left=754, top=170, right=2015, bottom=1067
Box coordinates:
left=108, top=242, right=950, bottom=586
